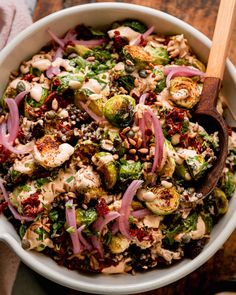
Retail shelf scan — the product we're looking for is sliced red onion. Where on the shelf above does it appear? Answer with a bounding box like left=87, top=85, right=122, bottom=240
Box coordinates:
left=65, top=199, right=81, bottom=254
left=111, top=220, right=119, bottom=235
left=79, top=101, right=106, bottom=123
left=93, top=211, right=120, bottom=233
left=131, top=208, right=151, bottom=219
left=77, top=225, right=92, bottom=251
left=146, top=108, right=164, bottom=173
left=91, top=235, right=104, bottom=257
left=5, top=98, right=19, bottom=143
left=63, top=29, right=77, bottom=44
left=72, top=39, right=106, bottom=48
left=0, top=179, right=34, bottom=222
left=0, top=122, right=33, bottom=154
left=46, top=66, right=60, bottom=79
left=118, top=180, right=143, bottom=239
left=15, top=90, right=29, bottom=105
left=139, top=93, right=149, bottom=105
left=130, top=26, right=155, bottom=46
left=53, top=47, right=64, bottom=60
left=164, top=65, right=205, bottom=87
left=47, top=29, right=64, bottom=48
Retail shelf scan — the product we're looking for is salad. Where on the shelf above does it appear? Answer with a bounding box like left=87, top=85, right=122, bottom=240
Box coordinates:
left=0, top=19, right=236, bottom=274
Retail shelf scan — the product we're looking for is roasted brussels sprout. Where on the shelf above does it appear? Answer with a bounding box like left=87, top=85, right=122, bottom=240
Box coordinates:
left=119, top=160, right=143, bottom=182
left=144, top=44, right=169, bottom=65
left=159, top=140, right=176, bottom=178
left=78, top=140, right=99, bottom=157
left=219, top=171, right=236, bottom=198
left=76, top=208, right=97, bottom=226
left=104, top=95, right=136, bottom=127
left=191, top=57, right=206, bottom=72
left=175, top=164, right=192, bottom=181
left=92, top=152, right=118, bottom=189
left=108, top=234, right=130, bottom=254
left=145, top=186, right=180, bottom=215
left=123, top=45, right=153, bottom=68
left=186, top=155, right=208, bottom=180
left=169, top=77, right=202, bottom=109
left=212, top=188, right=228, bottom=215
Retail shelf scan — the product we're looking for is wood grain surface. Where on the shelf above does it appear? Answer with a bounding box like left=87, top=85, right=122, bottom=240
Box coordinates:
left=33, top=1, right=236, bottom=295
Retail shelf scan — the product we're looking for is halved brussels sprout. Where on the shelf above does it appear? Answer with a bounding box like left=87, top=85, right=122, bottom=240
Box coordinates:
left=92, top=152, right=118, bottom=189
left=212, top=188, right=228, bottom=215
left=108, top=234, right=130, bottom=254
left=123, top=45, right=153, bottom=68
left=159, top=140, right=176, bottom=178
left=186, top=155, right=208, bottom=180
left=119, top=160, right=142, bottom=182
left=104, top=95, right=136, bottom=127
left=76, top=208, right=97, bottom=226
left=219, top=171, right=236, bottom=198
left=145, top=186, right=180, bottom=215
left=175, top=164, right=192, bottom=181
left=169, top=77, right=202, bottom=109
left=191, top=57, right=206, bottom=72
left=144, top=44, right=169, bottom=65
left=78, top=140, right=99, bottom=157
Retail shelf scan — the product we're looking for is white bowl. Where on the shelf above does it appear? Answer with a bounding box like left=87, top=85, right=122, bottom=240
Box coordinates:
left=0, top=3, right=236, bottom=294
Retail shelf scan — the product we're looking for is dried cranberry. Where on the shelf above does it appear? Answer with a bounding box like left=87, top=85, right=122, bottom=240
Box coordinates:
left=0, top=201, right=8, bottom=214
left=22, top=193, right=44, bottom=217
left=22, top=74, right=34, bottom=82
left=0, top=145, right=11, bottom=163
left=129, top=227, right=149, bottom=242
left=113, top=35, right=128, bottom=51
left=95, top=198, right=109, bottom=216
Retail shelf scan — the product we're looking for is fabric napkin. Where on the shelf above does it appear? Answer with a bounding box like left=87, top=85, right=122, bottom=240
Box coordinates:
left=0, top=1, right=36, bottom=294
left=0, top=0, right=33, bottom=50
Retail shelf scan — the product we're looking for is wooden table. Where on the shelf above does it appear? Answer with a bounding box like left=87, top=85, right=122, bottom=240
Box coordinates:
left=33, top=1, right=236, bottom=295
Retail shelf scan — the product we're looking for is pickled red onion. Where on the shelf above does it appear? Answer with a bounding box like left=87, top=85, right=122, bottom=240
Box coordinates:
left=164, top=65, right=205, bottom=87
left=130, top=26, right=155, bottom=46
left=79, top=101, right=106, bottom=123
left=15, top=90, right=29, bottom=105
left=65, top=199, right=81, bottom=254
left=77, top=225, right=92, bottom=251
left=93, top=211, right=120, bottom=233
left=146, top=108, right=164, bottom=173
left=118, top=180, right=143, bottom=239
left=0, top=122, right=33, bottom=154
left=5, top=98, right=19, bottom=142
left=131, top=208, right=151, bottom=219
left=91, top=235, right=104, bottom=257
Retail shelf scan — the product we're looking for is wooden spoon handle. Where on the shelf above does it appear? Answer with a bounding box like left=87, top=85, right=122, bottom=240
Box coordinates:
left=206, top=0, right=236, bottom=79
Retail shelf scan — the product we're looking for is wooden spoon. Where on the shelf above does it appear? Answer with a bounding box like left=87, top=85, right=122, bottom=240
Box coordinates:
left=194, top=0, right=236, bottom=197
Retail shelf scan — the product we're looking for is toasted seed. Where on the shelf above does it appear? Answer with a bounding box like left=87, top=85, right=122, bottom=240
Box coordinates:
left=129, top=149, right=136, bottom=154
left=136, top=137, right=142, bottom=148
left=134, top=155, right=139, bottom=161
left=132, top=126, right=139, bottom=132
left=128, top=138, right=136, bottom=146
left=122, top=127, right=130, bottom=134
left=138, top=148, right=149, bottom=154
left=124, top=139, right=130, bottom=149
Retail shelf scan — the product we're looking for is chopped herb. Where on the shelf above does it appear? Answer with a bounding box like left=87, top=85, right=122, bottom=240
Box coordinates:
left=66, top=226, right=75, bottom=234
left=66, top=176, right=75, bottom=183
